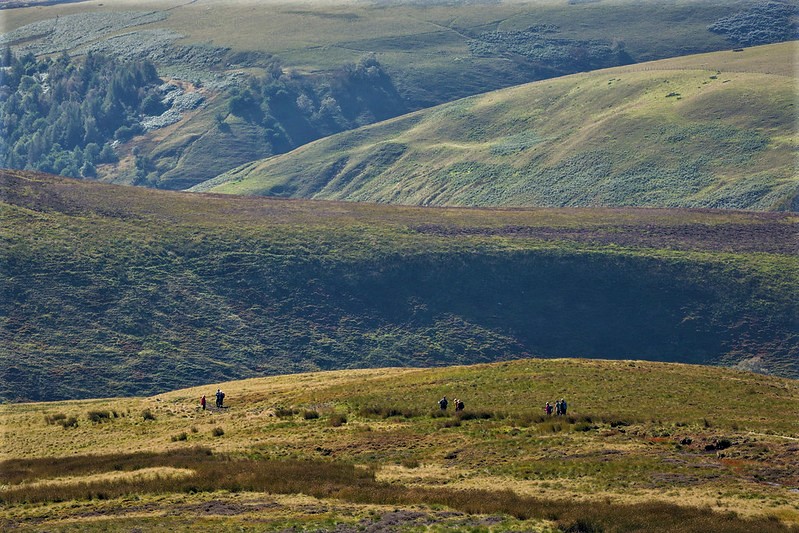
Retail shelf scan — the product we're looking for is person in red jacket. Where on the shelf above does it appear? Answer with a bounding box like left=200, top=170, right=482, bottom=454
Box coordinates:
left=201, top=395, right=206, bottom=410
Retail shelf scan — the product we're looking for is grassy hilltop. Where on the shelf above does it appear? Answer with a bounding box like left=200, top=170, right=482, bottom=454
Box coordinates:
left=2, top=169, right=797, bottom=402
left=200, top=42, right=798, bottom=210
left=2, top=359, right=799, bottom=531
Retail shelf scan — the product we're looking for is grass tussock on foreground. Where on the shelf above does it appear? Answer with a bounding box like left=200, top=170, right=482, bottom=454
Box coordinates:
left=2, top=359, right=799, bottom=531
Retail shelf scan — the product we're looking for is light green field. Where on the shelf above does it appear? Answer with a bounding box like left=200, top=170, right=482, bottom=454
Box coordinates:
left=2, top=359, right=799, bottom=531
left=199, top=42, right=798, bottom=210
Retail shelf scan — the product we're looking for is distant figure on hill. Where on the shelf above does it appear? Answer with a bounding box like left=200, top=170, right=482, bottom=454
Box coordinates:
left=555, top=399, right=562, bottom=416
left=201, top=395, right=206, bottom=410
left=216, top=389, right=225, bottom=408
left=455, top=399, right=465, bottom=412
left=545, top=401, right=553, bottom=416
left=560, top=398, right=567, bottom=416
left=439, top=396, right=448, bottom=410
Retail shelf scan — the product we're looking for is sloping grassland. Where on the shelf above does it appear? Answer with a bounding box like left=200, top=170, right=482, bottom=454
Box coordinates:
left=200, top=43, right=798, bottom=211
left=1, top=360, right=799, bottom=531
left=1, top=169, right=797, bottom=401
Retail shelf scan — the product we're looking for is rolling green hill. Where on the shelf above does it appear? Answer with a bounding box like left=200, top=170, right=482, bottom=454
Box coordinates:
left=198, top=42, right=798, bottom=211
left=2, top=169, right=797, bottom=402
left=3, top=0, right=796, bottom=190
left=2, top=359, right=799, bottom=531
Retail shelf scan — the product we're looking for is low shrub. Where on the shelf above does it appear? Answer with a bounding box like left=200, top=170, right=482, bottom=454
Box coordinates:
left=211, top=427, right=224, bottom=437
left=456, top=410, right=493, bottom=421
left=715, top=438, right=733, bottom=451
left=515, top=413, right=548, bottom=426
left=303, top=410, right=320, bottom=420
left=87, top=410, right=111, bottom=423
left=141, top=409, right=156, bottom=421
left=328, top=414, right=347, bottom=427
left=171, top=432, right=188, bottom=442
left=608, top=418, right=631, bottom=428
left=400, top=458, right=420, bottom=469
left=359, top=406, right=421, bottom=419
left=274, top=407, right=299, bottom=418
left=44, top=413, right=67, bottom=425
left=562, top=517, right=605, bottom=532
left=538, top=421, right=563, bottom=433
left=60, top=416, right=79, bottom=429
left=438, top=419, right=461, bottom=429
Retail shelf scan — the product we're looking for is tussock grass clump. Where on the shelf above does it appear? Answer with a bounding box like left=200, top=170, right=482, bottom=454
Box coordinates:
left=87, top=410, right=111, bottom=423
left=44, top=413, right=79, bottom=428
left=211, top=427, right=224, bottom=437
left=44, top=413, right=67, bottom=425
left=141, top=409, right=156, bottom=421
left=400, top=458, right=420, bottom=469
left=170, top=432, right=188, bottom=442
left=303, top=410, right=320, bottom=420
left=328, top=414, right=347, bottom=427
left=539, top=421, right=564, bottom=433
left=61, top=416, right=79, bottom=428
left=455, top=410, right=494, bottom=421
left=358, top=406, right=421, bottom=419
left=274, top=407, right=299, bottom=418
left=438, top=419, right=461, bottom=429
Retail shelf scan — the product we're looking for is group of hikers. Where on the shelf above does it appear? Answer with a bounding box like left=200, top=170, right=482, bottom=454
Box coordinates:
left=545, top=398, right=568, bottom=416
left=200, top=389, right=565, bottom=417
left=200, top=389, right=226, bottom=410
left=437, top=396, right=465, bottom=412
left=439, top=396, right=568, bottom=417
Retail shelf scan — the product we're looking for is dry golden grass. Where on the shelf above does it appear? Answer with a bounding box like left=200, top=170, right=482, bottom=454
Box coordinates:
left=2, top=359, right=798, bottom=531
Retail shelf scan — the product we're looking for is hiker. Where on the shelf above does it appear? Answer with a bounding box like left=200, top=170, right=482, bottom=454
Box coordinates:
left=219, top=390, right=225, bottom=408
left=215, top=389, right=223, bottom=408
left=201, top=395, right=206, bottom=410
left=555, top=399, right=562, bottom=416
left=560, top=398, right=567, bottom=416
left=455, top=399, right=465, bottom=412
left=438, top=396, right=448, bottom=410
left=545, top=401, right=553, bottom=416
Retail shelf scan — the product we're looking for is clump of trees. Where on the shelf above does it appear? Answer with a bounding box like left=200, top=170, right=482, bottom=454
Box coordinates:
left=708, top=1, right=798, bottom=46
left=0, top=49, right=162, bottom=178
left=224, top=54, right=405, bottom=151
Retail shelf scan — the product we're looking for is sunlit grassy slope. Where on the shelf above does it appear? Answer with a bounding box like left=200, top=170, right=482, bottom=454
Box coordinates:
left=2, top=169, right=797, bottom=402
left=2, top=359, right=799, bottom=531
left=200, top=42, right=798, bottom=211
left=1, top=0, right=747, bottom=108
